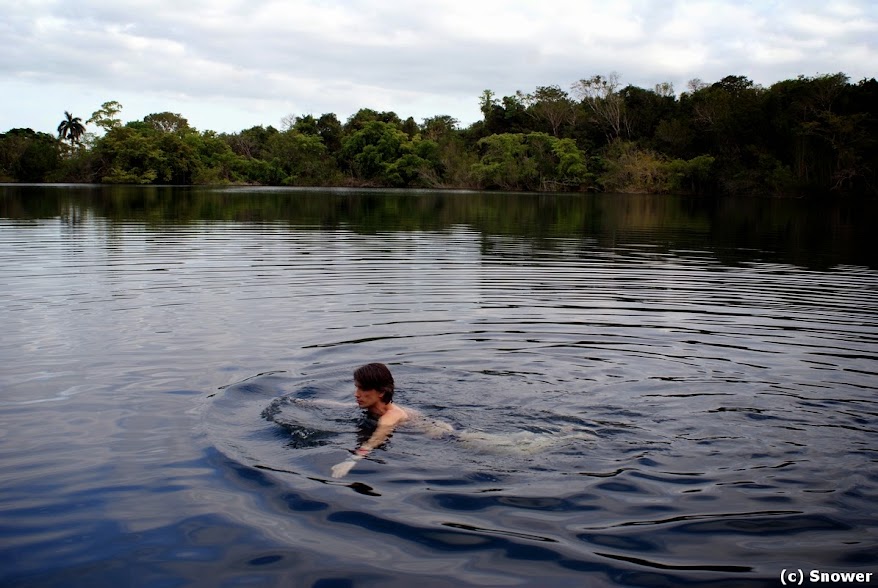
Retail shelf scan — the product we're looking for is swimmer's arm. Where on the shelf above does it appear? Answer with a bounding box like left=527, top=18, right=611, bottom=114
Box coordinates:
left=332, top=417, right=402, bottom=478
left=332, top=413, right=403, bottom=478
left=357, top=412, right=405, bottom=454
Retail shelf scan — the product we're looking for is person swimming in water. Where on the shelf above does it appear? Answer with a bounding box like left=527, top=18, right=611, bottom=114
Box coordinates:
left=281, top=362, right=448, bottom=478
left=331, top=362, right=411, bottom=478
left=329, top=362, right=590, bottom=478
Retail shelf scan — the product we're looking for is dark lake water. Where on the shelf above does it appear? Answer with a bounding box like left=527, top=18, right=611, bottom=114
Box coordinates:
left=1, top=185, right=877, bottom=587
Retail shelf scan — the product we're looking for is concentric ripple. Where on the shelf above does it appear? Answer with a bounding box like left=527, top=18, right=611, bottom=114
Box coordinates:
left=1, top=188, right=876, bottom=586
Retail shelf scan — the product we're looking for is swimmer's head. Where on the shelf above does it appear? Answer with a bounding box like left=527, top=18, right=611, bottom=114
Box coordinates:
left=353, top=362, right=395, bottom=403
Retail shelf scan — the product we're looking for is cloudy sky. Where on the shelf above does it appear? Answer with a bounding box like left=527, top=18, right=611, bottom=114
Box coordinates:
left=2, top=0, right=876, bottom=136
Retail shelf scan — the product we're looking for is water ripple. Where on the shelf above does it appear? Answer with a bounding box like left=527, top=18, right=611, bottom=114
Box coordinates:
left=2, top=193, right=877, bottom=586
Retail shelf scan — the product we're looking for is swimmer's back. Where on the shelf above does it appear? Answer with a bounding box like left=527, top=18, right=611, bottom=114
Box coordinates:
left=399, top=407, right=455, bottom=438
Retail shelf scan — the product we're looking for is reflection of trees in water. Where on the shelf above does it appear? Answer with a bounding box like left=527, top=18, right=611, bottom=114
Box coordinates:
left=60, top=203, right=85, bottom=226
left=1, top=186, right=874, bottom=269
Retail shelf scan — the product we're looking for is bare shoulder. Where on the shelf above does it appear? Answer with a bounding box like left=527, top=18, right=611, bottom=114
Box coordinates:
left=380, top=403, right=413, bottom=425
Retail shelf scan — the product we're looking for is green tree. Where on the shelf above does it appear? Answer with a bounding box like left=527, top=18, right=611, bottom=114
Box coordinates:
left=93, top=120, right=201, bottom=184
left=552, top=138, right=592, bottom=188
left=767, top=73, right=875, bottom=193
left=681, top=75, right=772, bottom=194
left=470, top=133, right=526, bottom=189
left=476, top=90, right=530, bottom=137
left=224, top=125, right=278, bottom=160
left=619, top=85, right=676, bottom=145
left=401, top=116, right=418, bottom=139
left=264, top=130, right=338, bottom=185
left=291, top=114, right=319, bottom=135
left=384, top=139, right=443, bottom=187
left=421, top=115, right=459, bottom=141
left=316, top=113, right=344, bottom=154
left=479, top=89, right=498, bottom=119
left=339, top=120, right=407, bottom=181
left=95, top=126, right=162, bottom=184
left=599, top=140, right=666, bottom=193
left=143, top=112, right=190, bottom=134
left=153, top=131, right=200, bottom=183
left=0, top=128, right=61, bottom=182
left=471, top=132, right=591, bottom=191
left=338, top=120, right=447, bottom=187
left=663, top=155, right=715, bottom=194
left=57, top=111, right=86, bottom=149
left=87, top=101, right=123, bottom=133
left=518, top=85, right=577, bottom=137
left=344, top=108, right=402, bottom=133
left=420, top=117, right=476, bottom=188
left=188, top=131, right=245, bottom=184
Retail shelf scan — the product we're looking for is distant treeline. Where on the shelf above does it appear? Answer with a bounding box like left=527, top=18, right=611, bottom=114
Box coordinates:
left=2, top=73, right=876, bottom=196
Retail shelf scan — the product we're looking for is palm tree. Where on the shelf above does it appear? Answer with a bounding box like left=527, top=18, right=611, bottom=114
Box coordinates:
left=57, top=111, right=86, bottom=148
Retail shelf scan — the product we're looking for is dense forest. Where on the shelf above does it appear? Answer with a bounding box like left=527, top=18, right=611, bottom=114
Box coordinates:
left=2, top=72, right=876, bottom=196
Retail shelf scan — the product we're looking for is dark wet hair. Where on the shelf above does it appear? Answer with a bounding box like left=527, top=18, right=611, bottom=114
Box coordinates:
left=354, top=363, right=395, bottom=403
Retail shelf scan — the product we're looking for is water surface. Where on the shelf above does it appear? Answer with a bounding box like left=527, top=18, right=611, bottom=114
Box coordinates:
left=1, top=185, right=876, bottom=587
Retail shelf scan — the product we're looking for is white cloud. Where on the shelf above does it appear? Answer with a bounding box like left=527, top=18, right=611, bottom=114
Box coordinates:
left=1, top=0, right=876, bottom=135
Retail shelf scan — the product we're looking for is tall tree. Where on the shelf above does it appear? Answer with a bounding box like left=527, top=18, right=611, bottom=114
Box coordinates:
left=619, top=85, right=676, bottom=144
left=143, top=112, right=190, bottom=133
left=517, top=85, right=577, bottom=137
left=316, top=113, right=344, bottom=154
left=291, top=114, right=319, bottom=135
left=57, top=111, right=86, bottom=148
left=654, top=82, right=675, bottom=98
left=421, top=115, right=459, bottom=141
left=479, top=89, right=498, bottom=118
left=344, top=108, right=402, bottom=133
left=572, top=72, right=629, bottom=141
left=87, top=101, right=123, bottom=133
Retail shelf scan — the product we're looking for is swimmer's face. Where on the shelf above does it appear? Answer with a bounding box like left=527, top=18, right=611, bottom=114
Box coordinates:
left=354, top=382, right=382, bottom=409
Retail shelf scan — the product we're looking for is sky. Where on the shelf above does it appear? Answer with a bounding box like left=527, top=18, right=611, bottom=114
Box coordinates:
left=2, top=0, right=876, bottom=136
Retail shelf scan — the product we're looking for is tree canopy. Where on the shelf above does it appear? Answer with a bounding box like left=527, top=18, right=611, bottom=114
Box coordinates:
left=2, top=71, right=876, bottom=197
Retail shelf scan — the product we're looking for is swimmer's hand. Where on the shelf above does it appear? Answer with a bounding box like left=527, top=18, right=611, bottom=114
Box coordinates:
left=330, top=448, right=369, bottom=478
left=331, top=459, right=357, bottom=478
